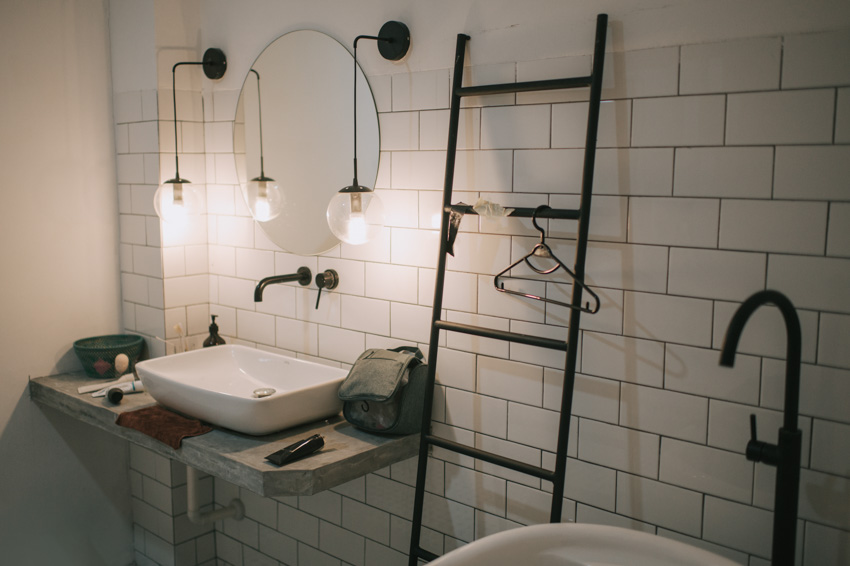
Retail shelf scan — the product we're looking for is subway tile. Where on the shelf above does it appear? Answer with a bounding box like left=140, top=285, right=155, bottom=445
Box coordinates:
left=781, top=361, right=850, bottom=424
left=668, top=248, right=766, bottom=302
left=837, top=88, right=850, bottom=143
left=419, top=269, right=478, bottom=312
left=818, top=313, right=850, bottom=371
left=298, top=543, right=341, bottom=566
left=420, top=108, right=480, bottom=150
left=703, top=496, right=772, bottom=557
left=341, top=497, right=390, bottom=545
left=628, top=197, right=719, bottom=248
left=135, top=305, right=165, bottom=339
left=129, top=121, right=159, bottom=154
left=392, top=69, right=451, bottom=111
left=365, top=540, right=407, bottom=566
left=774, top=146, right=850, bottom=200
left=660, top=438, right=753, bottom=503
left=562, top=457, right=617, bottom=512
left=444, top=463, right=506, bottom=516
left=578, top=419, right=660, bottom=478
left=513, top=149, right=583, bottom=194
left=207, top=185, right=236, bottom=215
left=548, top=195, right=628, bottom=243
left=208, top=245, right=235, bottom=276
left=130, top=185, right=157, bottom=216
left=620, top=383, right=708, bottom=443
left=545, top=239, right=669, bottom=293
left=114, top=90, right=143, bottom=123
left=477, top=355, right=543, bottom=407
left=390, top=151, right=445, bottom=190
left=380, top=112, right=419, bottom=151
left=719, top=200, right=827, bottom=255
left=575, top=503, right=655, bottom=533
left=257, top=526, right=297, bottom=565
left=121, top=215, right=147, bottom=245
left=767, top=255, right=850, bottom=314
left=461, top=62, right=516, bottom=108
left=594, top=148, right=674, bottom=196
left=828, top=203, right=850, bottom=258
left=422, top=491, right=475, bottom=542
left=255, top=283, right=297, bottom=318
left=545, top=285, right=623, bottom=336
left=602, top=47, right=680, bottom=100
left=712, top=300, right=819, bottom=363
left=134, top=245, right=163, bottom=278
left=798, top=468, right=850, bottom=530
left=445, top=387, right=507, bottom=438
left=235, top=248, right=274, bottom=281
left=632, top=95, right=726, bottom=147
left=516, top=55, right=591, bottom=105
left=365, top=263, right=418, bottom=303
left=377, top=188, right=419, bottom=229
left=680, top=37, right=781, bottom=94
left=804, top=522, right=850, bottom=566
left=475, top=434, right=541, bottom=488
left=435, top=347, right=476, bottom=391
left=508, top=320, right=575, bottom=371
left=453, top=150, right=514, bottom=192
left=341, top=227, right=391, bottom=263
left=318, top=325, right=364, bottom=364
left=447, top=232, right=512, bottom=275
left=478, top=275, right=546, bottom=324
left=552, top=99, right=631, bottom=148
left=481, top=105, right=550, bottom=149
left=299, top=490, right=341, bottom=525
left=319, top=521, right=365, bottom=566
left=445, top=311, right=509, bottom=358
left=203, top=121, right=232, bottom=154
left=505, top=483, right=557, bottom=525
left=341, top=295, right=390, bottom=336
left=544, top=371, right=619, bottom=424
left=390, top=302, right=431, bottom=343
left=217, top=276, right=255, bottom=311
left=782, top=30, right=850, bottom=89
left=658, top=529, right=749, bottom=565
left=216, top=215, right=254, bottom=248
left=581, top=332, right=664, bottom=387
left=296, top=286, right=341, bottom=326
left=726, top=89, right=835, bottom=145
left=366, top=474, right=414, bottom=520
left=236, top=310, right=274, bottom=345
left=673, top=147, right=774, bottom=199
left=122, top=273, right=149, bottom=304
left=665, top=343, right=760, bottom=404
left=624, top=292, right=714, bottom=348
left=616, top=473, right=703, bottom=537
left=390, top=227, right=439, bottom=269
left=507, top=402, right=562, bottom=451
left=811, top=420, right=850, bottom=476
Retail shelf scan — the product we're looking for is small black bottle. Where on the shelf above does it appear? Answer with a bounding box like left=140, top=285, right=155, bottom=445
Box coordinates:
left=203, top=315, right=226, bottom=347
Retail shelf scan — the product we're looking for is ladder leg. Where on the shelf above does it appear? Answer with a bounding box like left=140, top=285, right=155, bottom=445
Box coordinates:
left=408, top=32, right=470, bottom=566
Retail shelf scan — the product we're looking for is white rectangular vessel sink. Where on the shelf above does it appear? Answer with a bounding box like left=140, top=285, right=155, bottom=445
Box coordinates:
left=136, top=345, right=347, bottom=436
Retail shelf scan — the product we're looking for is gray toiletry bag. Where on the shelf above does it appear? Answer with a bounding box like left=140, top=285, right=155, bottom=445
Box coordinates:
left=338, top=346, right=427, bottom=435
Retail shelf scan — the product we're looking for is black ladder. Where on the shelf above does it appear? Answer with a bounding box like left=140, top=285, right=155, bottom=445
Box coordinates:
left=407, top=14, right=608, bottom=565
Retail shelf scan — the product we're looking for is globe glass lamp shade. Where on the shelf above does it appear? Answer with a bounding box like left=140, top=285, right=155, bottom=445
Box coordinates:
left=243, top=177, right=283, bottom=222
left=154, top=180, right=203, bottom=224
left=326, top=190, right=384, bottom=245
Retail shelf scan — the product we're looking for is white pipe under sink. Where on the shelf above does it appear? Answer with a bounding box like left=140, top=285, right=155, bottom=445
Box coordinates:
left=186, top=465, right=244, bottom=525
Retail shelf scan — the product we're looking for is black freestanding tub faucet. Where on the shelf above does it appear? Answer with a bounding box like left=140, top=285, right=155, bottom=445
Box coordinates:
left=719, top=290, right=802, bottom=566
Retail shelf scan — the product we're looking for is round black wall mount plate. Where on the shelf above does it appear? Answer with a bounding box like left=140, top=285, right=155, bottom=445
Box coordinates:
left=377, top=21, right=410, bottom=61
left=202, top=48, right=227, bottom=79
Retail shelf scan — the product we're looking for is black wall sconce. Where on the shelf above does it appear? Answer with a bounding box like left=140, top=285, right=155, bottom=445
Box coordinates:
left=242, top=69, right=283, bottom=222
left=154, top=48, right=227, bottom=223
left=326, top=21, right=410, bottom=245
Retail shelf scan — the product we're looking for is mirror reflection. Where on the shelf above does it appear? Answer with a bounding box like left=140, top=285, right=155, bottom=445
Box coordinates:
left=234, top=30, right=380, bottom=256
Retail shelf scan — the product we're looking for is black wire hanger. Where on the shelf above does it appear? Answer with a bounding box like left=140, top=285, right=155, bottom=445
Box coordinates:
left=493, top=205, right=600, bottom=314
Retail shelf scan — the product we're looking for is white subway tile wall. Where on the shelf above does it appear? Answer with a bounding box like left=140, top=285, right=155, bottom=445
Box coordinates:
left=122, top=29, right=850, bottom=566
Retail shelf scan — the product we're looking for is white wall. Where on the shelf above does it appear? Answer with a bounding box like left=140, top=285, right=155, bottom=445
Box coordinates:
left=114, top=1, right=850, bottom=565
left=0, top=0, right=133, bottom=564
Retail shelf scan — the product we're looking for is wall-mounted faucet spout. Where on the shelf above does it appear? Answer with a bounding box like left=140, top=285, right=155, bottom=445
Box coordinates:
left=254, top=266, right=312, bottom=302
left=720, top=289, right=802, bottom=566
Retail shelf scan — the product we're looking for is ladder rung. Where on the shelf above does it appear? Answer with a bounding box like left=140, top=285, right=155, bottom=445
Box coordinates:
left=456, top=76, right=593, bottom=97
left=446, top=206, right=581, bottom=220
left=426, top=435, right=557, bottom=482
left=435, top=320, right=568, bottom=351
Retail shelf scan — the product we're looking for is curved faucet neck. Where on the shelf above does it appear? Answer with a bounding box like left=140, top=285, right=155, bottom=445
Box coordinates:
left=720, top=290, right=802, bottom=430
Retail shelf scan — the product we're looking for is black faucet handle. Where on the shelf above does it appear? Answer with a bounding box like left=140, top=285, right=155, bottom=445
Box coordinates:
left=314, top=269, right=340, bottom=309
left=746, top=413, right=780, bottom=466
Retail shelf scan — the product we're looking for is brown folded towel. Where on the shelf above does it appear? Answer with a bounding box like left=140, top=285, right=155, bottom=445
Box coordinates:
left=116, top=405, right=212, bottom=449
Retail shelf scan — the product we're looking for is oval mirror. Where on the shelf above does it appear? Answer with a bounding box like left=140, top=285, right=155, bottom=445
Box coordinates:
left=234, top=30, right=380, bottom=255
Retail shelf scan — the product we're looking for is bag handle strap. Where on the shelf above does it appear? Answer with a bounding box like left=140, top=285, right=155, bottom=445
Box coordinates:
left=389, top=345, right=424, bottom=361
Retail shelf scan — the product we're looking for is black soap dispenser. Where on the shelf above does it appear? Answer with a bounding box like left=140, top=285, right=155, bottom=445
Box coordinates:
left=203, top=315, right=226, bottom=347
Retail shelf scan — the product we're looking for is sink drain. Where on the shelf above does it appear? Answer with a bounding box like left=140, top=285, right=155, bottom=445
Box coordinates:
left=253, top=388, right=276, bottom=398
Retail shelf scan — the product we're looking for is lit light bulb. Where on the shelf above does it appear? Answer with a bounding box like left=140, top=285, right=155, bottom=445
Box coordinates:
left=243, top=177, right=282, bottom=222
left=327, top=189, right=384, bottom=245
left=154, top=180, right=202, bottom=224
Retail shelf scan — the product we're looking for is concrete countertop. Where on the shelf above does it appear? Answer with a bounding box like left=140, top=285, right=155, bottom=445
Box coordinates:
left=29, top=372, right=419, bottom=497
